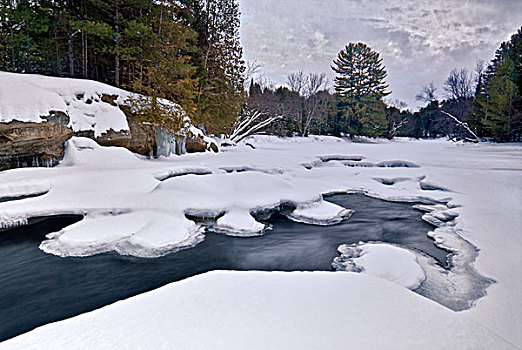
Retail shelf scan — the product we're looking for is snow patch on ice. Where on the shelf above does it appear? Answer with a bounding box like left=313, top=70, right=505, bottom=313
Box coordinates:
left=286, top=199, right=354, bottom=225
left=333, top=243, right=426, bottom=290
left=154, top=168, right=213, bottom=181
left=215, top=210, right=267, bottom=236
left=40, top=211, right=204, bottom=258
left=342, top=161, right=376, bottom=167
left=331, top=198, right=494, bottom=311
left=372, top=177, right=410, bottom=186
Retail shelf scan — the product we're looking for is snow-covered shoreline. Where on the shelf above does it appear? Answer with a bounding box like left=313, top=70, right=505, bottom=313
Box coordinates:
left=1, top=136, right=521, bottom=348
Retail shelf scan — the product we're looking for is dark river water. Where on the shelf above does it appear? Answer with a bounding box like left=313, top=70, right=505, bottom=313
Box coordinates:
left=0, top=193, right=447, bottom=342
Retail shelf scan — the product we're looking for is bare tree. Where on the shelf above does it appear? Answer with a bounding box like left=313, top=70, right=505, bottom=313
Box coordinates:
left=258, top=76, right=276, bottom=91
left=287, top=71, right=308, bottom=95
left=474, top=59, right=485, bottom=83
left=301, top=73, right=329, bottom=136
left=416, top=82, right=438, bottom=103
left=304, top=72, right=327, bottom=97
left=388, top=118, right=409, bottom=139
left=244, top=60, right=263, bottom=90
left=444, top=68, right=474, bottom=100
left=386, top=98, right=408, bottom=110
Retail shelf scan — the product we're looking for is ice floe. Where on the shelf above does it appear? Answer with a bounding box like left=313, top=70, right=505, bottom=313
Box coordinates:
left=285, top=199, right=354, bottom=225
left=333, top=242, right=426, bottom=290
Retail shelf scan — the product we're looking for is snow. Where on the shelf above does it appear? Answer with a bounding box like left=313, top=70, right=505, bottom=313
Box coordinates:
left=0, top=71, right=187, bottom=138
left=285, top=199, right=354, bottom=225
left=0, top=71, right=129, bottom=137
left=40, top=211, right=203, bottom=258
left=333, top=243, right=426, bottom=290
left=215, top=209, right=266, bottom=236
left=0, top=272, right=514, bottom=350
left=1, top=135, right=521, bottom=347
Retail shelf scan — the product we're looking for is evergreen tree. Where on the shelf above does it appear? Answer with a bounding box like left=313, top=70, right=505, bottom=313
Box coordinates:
left=474, top=27, right=522, bottom=141
left=194, top=0, right=245, bottom=134
left=331, top=42, right=390, bottom=137
left=332, top=42, right=390, bottom=98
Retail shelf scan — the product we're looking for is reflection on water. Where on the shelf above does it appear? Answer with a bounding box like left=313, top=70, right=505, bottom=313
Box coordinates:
left=0, top=194, right=446, bottom=342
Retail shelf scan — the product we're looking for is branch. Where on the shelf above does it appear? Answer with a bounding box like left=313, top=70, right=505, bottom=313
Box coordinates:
left=440, top=110, right=480, bottom=142
left=389, top=118, right=408, bottom=138
left=231, top=114, right=283, bottom=143
left=230, top=110, right=263, bottom=140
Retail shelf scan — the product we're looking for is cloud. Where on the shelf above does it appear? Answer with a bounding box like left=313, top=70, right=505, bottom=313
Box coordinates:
left=240, top=0, right=521, bottom=109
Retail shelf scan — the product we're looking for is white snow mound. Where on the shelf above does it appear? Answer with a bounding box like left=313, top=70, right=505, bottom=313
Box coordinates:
left=286, top=199, right=354, bottom=225
left=0, top=71, right=187, bottom=138
left=334, top=243, right=426, bottom=290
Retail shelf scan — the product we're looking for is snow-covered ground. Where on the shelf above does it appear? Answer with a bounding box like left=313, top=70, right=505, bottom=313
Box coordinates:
left=1, top=136, right=521, bottom=349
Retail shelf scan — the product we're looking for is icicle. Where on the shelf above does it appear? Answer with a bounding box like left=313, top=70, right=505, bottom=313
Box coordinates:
left=0, top=218, right=28, bottom=229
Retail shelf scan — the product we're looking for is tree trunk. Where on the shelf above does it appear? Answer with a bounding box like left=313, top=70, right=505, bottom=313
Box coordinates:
left=67, top=31, right=74, bottom=76
left=82, top=31, right=87, bottom=78
left=67, top=0, right=74, bottom=76
left=54, top=22, right=61, bottom=75
left=114, top=0, right=120, bottom=86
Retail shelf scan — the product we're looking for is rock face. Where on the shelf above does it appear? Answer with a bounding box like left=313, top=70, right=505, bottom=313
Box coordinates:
left=94, top=115, right=157, bottom=157
left=0, top=112, right=73, bottom=171
left=0, top=111, right=216, bottom=171
left=1, top=99, right=215, bottom=171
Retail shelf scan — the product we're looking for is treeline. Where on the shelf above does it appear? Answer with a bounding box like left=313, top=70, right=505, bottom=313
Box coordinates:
left=0, top=0, right=244, bottom=133
left=1, top=1, right=520, bottom=142
left=247, top=27, right=522, bottom=142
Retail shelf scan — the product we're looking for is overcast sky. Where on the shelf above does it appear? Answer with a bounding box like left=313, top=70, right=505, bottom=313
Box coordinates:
left=239, top=0, right=522, bottom=110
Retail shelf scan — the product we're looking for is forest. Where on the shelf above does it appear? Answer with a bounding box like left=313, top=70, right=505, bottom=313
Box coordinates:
left=1, top=1, right=521, bottom=142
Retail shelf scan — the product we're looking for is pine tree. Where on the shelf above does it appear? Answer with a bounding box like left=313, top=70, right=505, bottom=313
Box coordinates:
left=124, top=1, right=199, bottom=132
left=332, top=42, right=390, bottom=98
left=331, top=42, right=390, bottom=137
left=476, top=58, right=519, bottom=141
left=474, top=27, right=522, bottom=141
left=194, top=0, right=245, bottom=134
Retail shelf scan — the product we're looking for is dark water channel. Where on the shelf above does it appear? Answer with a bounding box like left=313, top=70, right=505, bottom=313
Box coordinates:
left=0, top=193, right=448, bottom=342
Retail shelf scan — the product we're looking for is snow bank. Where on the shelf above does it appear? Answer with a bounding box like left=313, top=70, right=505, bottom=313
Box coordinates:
left=0, top=71, right=187, bottom=138
left=0, top=271, right=513, bottom=350
left=0, top=71, right=129, bottom=137
left=333, top=243, right=426, bottom=290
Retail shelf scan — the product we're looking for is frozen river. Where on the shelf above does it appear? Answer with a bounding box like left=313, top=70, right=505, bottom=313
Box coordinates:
left=0, top=193, right=447, bottom=341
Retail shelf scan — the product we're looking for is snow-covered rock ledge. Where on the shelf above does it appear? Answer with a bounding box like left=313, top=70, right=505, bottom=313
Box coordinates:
left=0, top=71, right=214, bottom=171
